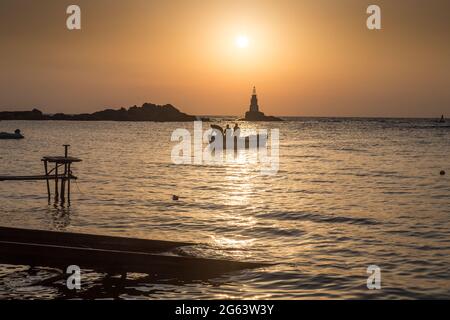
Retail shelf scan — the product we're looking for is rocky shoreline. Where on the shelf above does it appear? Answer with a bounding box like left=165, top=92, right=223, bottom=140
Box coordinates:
left=0, top=103, right=203, bottom=122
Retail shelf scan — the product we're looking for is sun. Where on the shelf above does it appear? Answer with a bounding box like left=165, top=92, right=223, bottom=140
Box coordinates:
left=235, top=35, right=249, bottom=48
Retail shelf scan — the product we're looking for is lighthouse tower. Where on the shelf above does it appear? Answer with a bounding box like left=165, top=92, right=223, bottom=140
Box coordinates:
left=243, top=86, right=282, bottom=121
left=249, top=86, right=259, bottom=113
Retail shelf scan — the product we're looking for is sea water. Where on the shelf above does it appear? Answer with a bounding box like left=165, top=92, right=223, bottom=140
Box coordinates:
left=0, top=118, right=449, bottom=299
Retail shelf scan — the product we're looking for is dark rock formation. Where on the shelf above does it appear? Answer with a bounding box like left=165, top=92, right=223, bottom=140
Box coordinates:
left=0, top=103, right=199, bottom=122
left=244, top=110, right=283, bottom=121
left=0, top=108, right=46, bottom=120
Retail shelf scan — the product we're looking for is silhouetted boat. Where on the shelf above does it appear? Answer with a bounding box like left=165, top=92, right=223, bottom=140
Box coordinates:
left=209, top=124, right=267, bottom=149
left=0, top=129, right=24, bottom=139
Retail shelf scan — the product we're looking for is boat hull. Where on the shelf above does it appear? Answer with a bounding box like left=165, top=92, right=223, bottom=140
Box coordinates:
left=0, top=133, right=24, bottom=139
left=209, top=135, right=267, bottom=150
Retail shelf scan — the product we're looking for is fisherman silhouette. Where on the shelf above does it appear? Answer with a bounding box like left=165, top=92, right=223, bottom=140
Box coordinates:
left=233, top=123, right=240, bottom=137
left=225, top=124, right=233, bottom=138
left=439, top=115, right=445, bottom=123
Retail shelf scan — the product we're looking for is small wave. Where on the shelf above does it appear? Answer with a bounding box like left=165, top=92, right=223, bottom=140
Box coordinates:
left=248, top=226, right=305, bottom=237
left=257, top=211, right=379, bottom=226
left=337, top=147, right=367, bottom=152
left=407, top=125, right=450, bottom=130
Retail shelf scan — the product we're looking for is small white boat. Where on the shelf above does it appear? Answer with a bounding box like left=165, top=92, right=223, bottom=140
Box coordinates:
left=0, top=129, right=24, bottom=139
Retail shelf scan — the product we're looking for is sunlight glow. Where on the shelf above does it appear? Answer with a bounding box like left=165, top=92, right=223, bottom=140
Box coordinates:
left=235, top=35, right=249, bottom=48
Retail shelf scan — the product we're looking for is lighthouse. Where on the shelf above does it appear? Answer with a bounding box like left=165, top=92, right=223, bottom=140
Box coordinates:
left=249, top=86, right=259, bottom=113
left=243, top=86, right=282, bottom=121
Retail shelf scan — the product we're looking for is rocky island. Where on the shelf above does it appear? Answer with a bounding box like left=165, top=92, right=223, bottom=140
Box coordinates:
left=241, top=87, right=283, bottom=121
left=0, top=103, right=201, bottom=122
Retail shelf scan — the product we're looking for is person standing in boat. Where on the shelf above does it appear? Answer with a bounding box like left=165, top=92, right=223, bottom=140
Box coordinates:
left=225, top=124, right=232, bottom=136
left=233, top=123, right=241, bottom=150
left=233, top=123, right=240, bottom=137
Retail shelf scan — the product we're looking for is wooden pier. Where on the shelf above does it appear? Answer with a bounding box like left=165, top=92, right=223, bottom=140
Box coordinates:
left=0, top=227, right=267, bottom=281
left=0, top=145, right=81, bottom=204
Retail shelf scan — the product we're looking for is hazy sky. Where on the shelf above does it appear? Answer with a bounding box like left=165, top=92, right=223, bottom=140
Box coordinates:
left=1, top=0, right=449, bottom=117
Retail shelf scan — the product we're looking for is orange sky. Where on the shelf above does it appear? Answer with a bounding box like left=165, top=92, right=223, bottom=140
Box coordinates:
left=0, top=0, right=449, bottom=117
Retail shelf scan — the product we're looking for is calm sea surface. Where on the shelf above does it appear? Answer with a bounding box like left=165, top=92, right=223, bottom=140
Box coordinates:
left=0, top=118, right=449, bottom=299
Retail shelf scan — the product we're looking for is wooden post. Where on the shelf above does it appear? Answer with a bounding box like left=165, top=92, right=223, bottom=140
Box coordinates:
left=63, top=145, right=70, bottom=158
left=60, top=174, right=65, bottom=203
left=54, top=163, right=59, bottom=202
left=67, top=163, right=72, bottom=204
left=61, top=144, right=70, bottom=204
left=61, top=162, right=67, bottom=204
left=43, top=160, right=51, bottom=202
